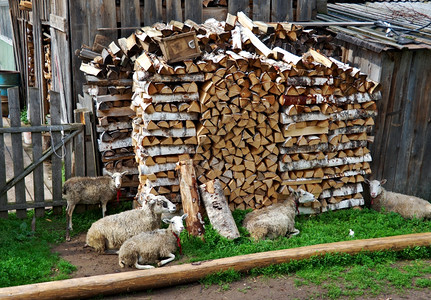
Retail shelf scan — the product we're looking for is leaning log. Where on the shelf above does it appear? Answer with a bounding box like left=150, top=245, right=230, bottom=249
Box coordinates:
left=177, top=159, right=205, bottom=238
left=1, top=233, right=430, bottom=300
left=199, top=179, right=240, bottom=239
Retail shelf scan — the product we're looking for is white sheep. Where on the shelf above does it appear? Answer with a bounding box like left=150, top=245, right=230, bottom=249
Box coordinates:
left=118, top=214, right=187, bottom=269
left=243, top=187, right=315, bottom=241
left=85, top=194, right=177, bottom=253
left=365, top=179, right=431, bottom=219
left=63, top=171, right=127, bottom=241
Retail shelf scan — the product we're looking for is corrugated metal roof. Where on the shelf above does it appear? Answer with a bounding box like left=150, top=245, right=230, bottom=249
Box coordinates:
left=317, top=2, right=431, bottom=51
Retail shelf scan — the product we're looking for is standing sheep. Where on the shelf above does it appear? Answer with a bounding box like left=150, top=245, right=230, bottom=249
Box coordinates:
left=118, top=214, right=187, bottom=269
left=86, top=195, right=177, bottom=253
left=365, top=179, right=431, bottom=219
left=243, top=187, right=315, bottom=241
left=63, top=171, right=127, bottom=241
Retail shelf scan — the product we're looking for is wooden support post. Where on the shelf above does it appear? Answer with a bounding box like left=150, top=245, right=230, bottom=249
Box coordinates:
left=1, top=233, right=430, bottom=300
left=0, top=93, right=6, bottom=219
left=73, top=109, right=86, bottom=177
left=29, top=88, right=45, bottom=217
left=199, top=179, right=240, bottom=239
left=177, top=159, right=205, bottom=238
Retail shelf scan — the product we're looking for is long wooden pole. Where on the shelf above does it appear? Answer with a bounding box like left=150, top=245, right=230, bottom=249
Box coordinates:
left=1, top=232, right=430, bottom=300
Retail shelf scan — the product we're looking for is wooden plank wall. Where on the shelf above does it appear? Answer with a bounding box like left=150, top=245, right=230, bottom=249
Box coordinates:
left=342, top=45, right=431, bottom=201
left=0, top=87, right=85, bottom=219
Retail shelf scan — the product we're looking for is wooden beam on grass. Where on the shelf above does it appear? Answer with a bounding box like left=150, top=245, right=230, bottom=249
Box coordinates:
left=2, top=233, right=431, bottom=300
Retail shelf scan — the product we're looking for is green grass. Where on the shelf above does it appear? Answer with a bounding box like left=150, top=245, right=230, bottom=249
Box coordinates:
left=0, top=202, right=132, bottom=288
left=0, top=205, right=430, bottom=299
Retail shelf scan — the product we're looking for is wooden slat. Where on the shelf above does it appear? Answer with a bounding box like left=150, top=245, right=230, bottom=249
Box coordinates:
left=2, top=233, right=431, bottom=299
left=143, top=0, right=163, bottom=25
left=228, top=0, right=249, bottom=15
left=29, top=88, right=45, bottom=217
left=297, top=0, right=312, bottom=21
left=49, top=91, right=63, bottom=215
left=185, top=0, right=203, bottom=23
left=8, top=88, right=26, bottom=219
left=90, top=0, right=116, bottom=42
left=121, top=0, right=141, bottom=37
left=271, top=0, right=293, bottom=22
left=0, top=93, right=6, bottom=218
left=73, top=109, right=86, bottom=177
left=253, top=0, right=271, bottom=22
left=166, top=0, right=183, bottom=22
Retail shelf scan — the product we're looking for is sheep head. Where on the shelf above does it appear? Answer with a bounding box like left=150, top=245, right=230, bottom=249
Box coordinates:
left=163, top=214, right=187, bottom=235
left=145, top=194, right=177, bottom=214
left=106, top=171, right=128, bottom=189
left=365, top=179, right=387, bottom=198
left=288, top=186, right=315, bottom=204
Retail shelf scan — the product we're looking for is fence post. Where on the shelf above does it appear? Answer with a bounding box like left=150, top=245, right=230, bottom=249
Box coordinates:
left=8, top=87, right=27, bottom=219
left=29, top=87, right=45, bottom=217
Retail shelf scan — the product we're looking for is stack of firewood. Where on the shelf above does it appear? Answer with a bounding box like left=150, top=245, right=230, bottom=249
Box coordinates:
left=79, top=13, right=380, bottom=213
left=277, top=50, right=380, bottom=213
left=130, top=70, right=205, bottom=201
left=77, top=35, right=141, bottom=198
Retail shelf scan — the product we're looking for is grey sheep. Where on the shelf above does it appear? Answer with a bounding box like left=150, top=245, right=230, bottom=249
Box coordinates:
left=243, top=187, right=315, bottom=241
left=86, top=195, right=177, bottom=253
left=63, top=171, right=127, bottom=241
left=119, top=214, right=187, bottom=269
left=365, top=179, right=431, bottom=219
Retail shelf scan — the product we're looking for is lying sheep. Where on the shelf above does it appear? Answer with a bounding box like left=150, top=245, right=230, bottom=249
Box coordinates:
left=119, top=214, right=187, bottom=269
left=63, top=171, right=127, bottom=241
left=365, top=179, right=431, bottom=219
left=86, top=194, right=177, bottom=253
left=243, top=187, right=315, bottom=241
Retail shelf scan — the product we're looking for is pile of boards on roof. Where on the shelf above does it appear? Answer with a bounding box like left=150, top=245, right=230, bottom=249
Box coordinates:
left=78, top=11, right=381, bottom=214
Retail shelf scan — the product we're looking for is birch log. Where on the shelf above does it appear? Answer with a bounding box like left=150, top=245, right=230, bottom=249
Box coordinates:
left=199, top=179, right=240, bottom=239
left=177, top=159, right=205, bottom=238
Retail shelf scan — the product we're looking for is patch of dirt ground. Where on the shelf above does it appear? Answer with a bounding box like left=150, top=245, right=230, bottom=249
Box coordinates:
left=53, top=233, right=431, bottom=299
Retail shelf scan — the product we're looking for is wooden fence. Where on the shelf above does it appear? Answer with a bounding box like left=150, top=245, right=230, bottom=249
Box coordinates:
left=0, top=87, right=85, bottom=219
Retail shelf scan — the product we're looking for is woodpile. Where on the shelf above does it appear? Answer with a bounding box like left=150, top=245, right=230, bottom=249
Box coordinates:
left=26, top=24, right=35, bottom=87
left=77, top=34, right=141, bottom=199
left=79, top=13, right=381, bottom=213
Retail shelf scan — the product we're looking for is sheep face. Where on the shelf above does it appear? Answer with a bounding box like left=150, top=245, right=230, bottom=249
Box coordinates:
left=146, top=196, right=177, bottom=214
left=106, top=171, right=127, bottom=189
left=163, top=214, right=188, bottom=235
left=288, top=187, right=315, bottom=204
left=365, top=179, right=387, bottom=198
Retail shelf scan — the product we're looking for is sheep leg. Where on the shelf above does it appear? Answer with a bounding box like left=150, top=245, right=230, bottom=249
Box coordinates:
left=289, top=228, right=300, bottom=237
left=65, top=203, right=76, bottom=242
left=157, top=253, right=175, bottom=267
left=101, top=202, right=107, bottom=218
left=134, top=262, right=155, bottom=270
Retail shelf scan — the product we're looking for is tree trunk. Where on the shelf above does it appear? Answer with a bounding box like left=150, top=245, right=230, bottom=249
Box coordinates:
left=177, top=159, right=205, bottom=238
left=199, top=179, right=240, bottom=239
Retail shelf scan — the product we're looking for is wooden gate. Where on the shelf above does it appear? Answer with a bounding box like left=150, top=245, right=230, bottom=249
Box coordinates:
left=0, top=87, right=85, bottom=219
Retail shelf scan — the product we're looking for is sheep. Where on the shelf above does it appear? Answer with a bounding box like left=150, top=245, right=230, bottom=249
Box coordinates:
left=85, top=193, right=177, bottom=253
left=118, top=214, right=187, bottom=269
left=242, top=187, right=315, bottom=241
left=63, top=171, right=127, bottom=241
left=365, top=179, right=431, bottom=219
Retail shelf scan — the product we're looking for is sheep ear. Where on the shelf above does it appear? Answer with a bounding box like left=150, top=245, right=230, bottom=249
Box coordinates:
left=121, top=171, right=128, bottom=176
left=380, top=179, right=387, bottom=185
left=181, top=213, right=188, bottom=220
left=148, top=199, right=156, bottom=206
left=105, top=171, right=113, bottom=176
left=288, top=186, right=294, bottom=193
left=364, top=178, right=370, bottom=184
left=162, top=218, right=170, bottom=224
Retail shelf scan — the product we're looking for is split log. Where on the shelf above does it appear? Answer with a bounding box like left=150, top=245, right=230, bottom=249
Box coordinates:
left=199, top=179, right=240, bottom=239
left=177, top=159, right=205, bottom=238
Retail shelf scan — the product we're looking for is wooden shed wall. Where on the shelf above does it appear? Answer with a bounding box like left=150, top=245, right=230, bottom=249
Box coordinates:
left=342, top=44, right=431, bottom=200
